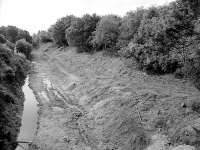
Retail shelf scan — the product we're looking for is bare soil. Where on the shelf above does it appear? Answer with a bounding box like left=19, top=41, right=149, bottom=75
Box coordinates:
left=29, top=43, right=200, bottom=150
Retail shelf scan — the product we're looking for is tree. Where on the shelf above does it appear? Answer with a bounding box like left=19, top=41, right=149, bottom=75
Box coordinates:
left=17, top=30, right=32, bottom=43
left=168, top=0, right=198, bottom=65
left=181, top=0, right=200, bottom=19
left=92, top=15, right=121, bottom=50
left=65, top=18, right=85, bottom=47
left=51, top=15, right=76, bottom=47
left=119, top=8, right=145, bottom=41
left=38, top=31, right=53, bottom=43
left=0, top=26, right=32, bottom=44
left=6, top=26, right=18, bottom=43
left=65, top=14, right=100, bottom=50
left=81, top=14, right=100, bottom=50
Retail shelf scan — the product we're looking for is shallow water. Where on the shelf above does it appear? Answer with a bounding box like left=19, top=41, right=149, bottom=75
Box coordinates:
left=16, top=76, right=39, bottom=150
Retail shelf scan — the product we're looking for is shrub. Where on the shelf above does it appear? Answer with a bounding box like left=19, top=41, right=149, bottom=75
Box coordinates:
left=119, top=3, right=199, bottom=74
left=32, top=33, right=40, bottom=48
left=15, top=39, right=32, bottom=60
left=120, top=7, right=179, bottom=74
left=38, top=31, right=53, bottom=43
left=0, top=34, right=6, bottom=44
left=0, top=44, right=29, bottom=150
left=0, top=44, right=29, bottom=83
left=191, top=51, right=200, bottom=90
left=6, top=41, right=15, bottom=51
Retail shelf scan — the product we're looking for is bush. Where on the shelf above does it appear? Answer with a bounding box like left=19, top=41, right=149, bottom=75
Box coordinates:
left=32, top=33, right=40, bottom=48
left=0, top=44, right=29, bottom=150
left=120, top=42, right=179, bottom=74
left=0, top=34, right=6, bottom=44
left=38, top=31, right=53, bottom=43
left=6, top=41, right=15, bottom=51
left=15, top=39, right=32, bottom=60
left=119, top=4, right=197, bottom=74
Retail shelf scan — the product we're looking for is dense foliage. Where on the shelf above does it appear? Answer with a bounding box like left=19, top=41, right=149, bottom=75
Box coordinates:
left=0, top=42, right=29, bottom=150
left=65, top=14, right=100, bottom=51
left=117, top=8, right=145, bottom=49
left=119, top=0, right=200, bottom=77
left=50, top=15, right=76, bottom=47
left=16, top=39, right=32, bottom=60
left=81, top=14, right=100, bottom=50
left=0, top=34, right=6, bottom=44
left=0, top=26, right=32, bottom=43
left=91, top=15, right=121, bottom=51
left=65, top=18, right=85, bottom=47
left=32, top=33, right=40, bottom=48
left=0, top=25, right=32, bottom=150
left=37, top=31, right=53, bottom=43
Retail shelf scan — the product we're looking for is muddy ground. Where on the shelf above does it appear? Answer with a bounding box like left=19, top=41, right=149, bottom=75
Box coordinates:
left=29, top=43, right=200, bottom=150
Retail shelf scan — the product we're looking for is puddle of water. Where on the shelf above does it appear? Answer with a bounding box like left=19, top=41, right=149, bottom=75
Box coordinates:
left=16, top=76, right=39, bottom=150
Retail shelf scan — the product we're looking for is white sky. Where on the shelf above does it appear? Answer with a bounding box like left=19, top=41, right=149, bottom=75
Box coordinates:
left=0, top=0, right=174, bottom=34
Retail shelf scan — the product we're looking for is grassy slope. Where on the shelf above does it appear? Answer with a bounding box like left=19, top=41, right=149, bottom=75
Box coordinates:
left=30, top=43, right=200, bottom=150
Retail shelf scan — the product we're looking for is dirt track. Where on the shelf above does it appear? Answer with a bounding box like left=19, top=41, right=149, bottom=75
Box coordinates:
left=29, top=43, right=200, bottom=150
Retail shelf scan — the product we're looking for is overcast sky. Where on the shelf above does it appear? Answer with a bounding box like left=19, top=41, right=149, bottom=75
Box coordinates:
left=0, top=0, right=174, bottom=34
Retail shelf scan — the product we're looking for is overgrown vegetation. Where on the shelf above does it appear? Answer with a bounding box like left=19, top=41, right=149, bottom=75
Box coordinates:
left=0, top=42, right=29, bottom=150
left=16, top=39, right=32, bottom=60
left=51, top=15, right=77, bottom=47
left=66, top=14, right=100, bottom=52
left=92, top=15, right=121, bottom=48
left=0, top=26, right=33, bottom=59
left=0, top=26, right=32, bottom=44
left=0, top=26, right=31, bottom=150
left=0, top=34, right=6, bottom=44
left=39, top=0, right=200, bottom=89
